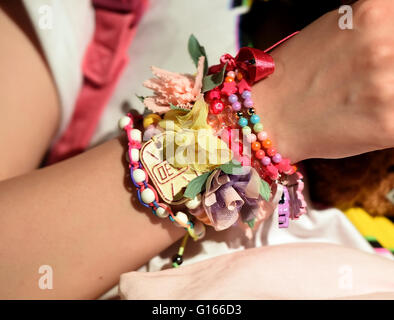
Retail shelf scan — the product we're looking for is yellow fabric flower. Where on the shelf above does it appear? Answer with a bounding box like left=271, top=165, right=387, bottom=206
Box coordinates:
left=158, top=99, right=232, bottom=173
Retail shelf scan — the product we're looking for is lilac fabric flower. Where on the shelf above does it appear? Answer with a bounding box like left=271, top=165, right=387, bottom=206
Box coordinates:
left=198, top=168, right=264, bottom=231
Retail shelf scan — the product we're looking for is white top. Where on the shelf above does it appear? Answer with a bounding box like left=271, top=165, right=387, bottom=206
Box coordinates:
left=22, top=0, right=95, bottom=141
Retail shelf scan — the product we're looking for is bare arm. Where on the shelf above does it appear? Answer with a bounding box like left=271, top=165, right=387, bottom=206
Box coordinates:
left=0, top=1, right=59, bottom=180
left=0, top=137, right=185, bottom=299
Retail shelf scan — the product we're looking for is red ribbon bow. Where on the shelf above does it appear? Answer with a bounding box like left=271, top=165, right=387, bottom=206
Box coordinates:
left=209, top=47, right=275, bottom=84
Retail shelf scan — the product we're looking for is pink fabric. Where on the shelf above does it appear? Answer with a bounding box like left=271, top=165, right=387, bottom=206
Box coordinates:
left=47, top=0, right=147, bottom=164
left=119, top=243, right=394, bottom=300
left=143, top=56, right=205, bottom=114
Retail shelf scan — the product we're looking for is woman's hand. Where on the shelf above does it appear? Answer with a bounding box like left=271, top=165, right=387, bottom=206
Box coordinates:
left=253, top=0, right=394, bottom=163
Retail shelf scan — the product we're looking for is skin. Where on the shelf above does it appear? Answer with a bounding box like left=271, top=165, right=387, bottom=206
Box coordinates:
left=0, top=0, right=392, bottom=299
left=0, top=137, right=185, bottom=299
left=119, top=243, right=394, bottom=300
left=0, top=1, right=59, bottom=180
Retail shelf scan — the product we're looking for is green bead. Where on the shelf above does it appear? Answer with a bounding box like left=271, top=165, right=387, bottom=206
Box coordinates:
left=253, top=122, right=264, bottom=133
left=242, top=126, right=252, bottom=135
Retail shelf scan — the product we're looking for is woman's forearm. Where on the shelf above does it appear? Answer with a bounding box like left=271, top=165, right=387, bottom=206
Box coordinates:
left=0, top=137, right=185, bottom=299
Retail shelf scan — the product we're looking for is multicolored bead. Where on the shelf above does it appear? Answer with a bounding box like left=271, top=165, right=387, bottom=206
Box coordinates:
left=238, top=117, right=248, bottom=127
left=257, top=131, right=268, bottom=141
left=253, top=123, right=263, bottom=133
left=251, top=141, right=261, bottom=151
left=210, top=99, right=225, bottom=114
left=228, top=94, right=238, bottom=104
left=250, top=114, right=260, bottom=124
left=243, top=98, right=253, bottom=108
left=261, top=156, right=271, bottom=166
left=272, top=153, right=282, bottom=163
left=232, top=101, right=241, bottom=111
left=241, top=90, right=251, bottom=99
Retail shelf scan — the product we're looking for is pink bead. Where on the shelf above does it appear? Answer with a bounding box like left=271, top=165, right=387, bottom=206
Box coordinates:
left=210, top=99, right=225, bottom=114
left=246, top=133, right=257, bottom=143
left=243, top=98, right=253, bottom=108
left=258, top=131, right=268, bottom=141
left=227, top=71, right=235, bottom=78
left=261, top=156, right=271, bottom=166
left=266, top=164, right=279, bottom=180
left=232, top=101, right=241, bottom=111
left=207, top=89, right=221, bottom=101
left=275, top=158, right=292, bottom=174
left=272, top=153, right=282, bottom=163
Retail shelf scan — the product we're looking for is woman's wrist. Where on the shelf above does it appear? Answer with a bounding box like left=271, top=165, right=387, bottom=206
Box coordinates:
left=251, top=51, right=303, bottom=164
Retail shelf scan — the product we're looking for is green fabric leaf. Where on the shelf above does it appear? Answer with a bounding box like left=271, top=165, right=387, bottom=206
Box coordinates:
left=183, top=172, right=211, bottom=199
left=188, top=34, right=208, bottom=75
left=136, top=94, right=145, bottom=103
left=259, top=178, right=271, bottom=201
left=246, top=218, right=256, bottom=229
left=219, top=160, right=242, bottom=175
left=202, top=63, right=227, bottom=93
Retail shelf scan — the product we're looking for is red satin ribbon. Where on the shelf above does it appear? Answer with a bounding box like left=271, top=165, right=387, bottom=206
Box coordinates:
left=209, top=31, right=299, bottom=84
left=235, top=47, right=275, bottom=83
left=208, top=48, right=274, bottom=84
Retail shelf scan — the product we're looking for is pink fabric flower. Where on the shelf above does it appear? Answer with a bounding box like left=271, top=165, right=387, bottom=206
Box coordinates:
left=143, top=56, right=205, bottom=114
left=220, top=81, right=237, bottom=96
left=219, top=53, right=237, bottom=70
left=237, top=78, right=251, bottom=94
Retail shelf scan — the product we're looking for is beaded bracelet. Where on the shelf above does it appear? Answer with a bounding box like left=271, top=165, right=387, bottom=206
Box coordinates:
left=119, top=113, right=210, bottom=266
left=207, top=82, right=296, bottom=181
left=119, top=35, right=307, bottom=267
left=204, top=48, right=306, bottom=218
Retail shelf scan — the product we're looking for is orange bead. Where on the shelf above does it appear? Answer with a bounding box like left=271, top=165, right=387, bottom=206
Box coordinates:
left=225, top=76, right=234, bottom=83
left=262, top=139, right=272, bottom=149
left=251, top=141, right=261, bottom=151
left=236, top=72, right=243, bottom=80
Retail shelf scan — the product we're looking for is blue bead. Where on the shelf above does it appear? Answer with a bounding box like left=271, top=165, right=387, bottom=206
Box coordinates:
left=238, top=117, right=248, bottom=127
left=250, top=114, right=260, bottom=124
